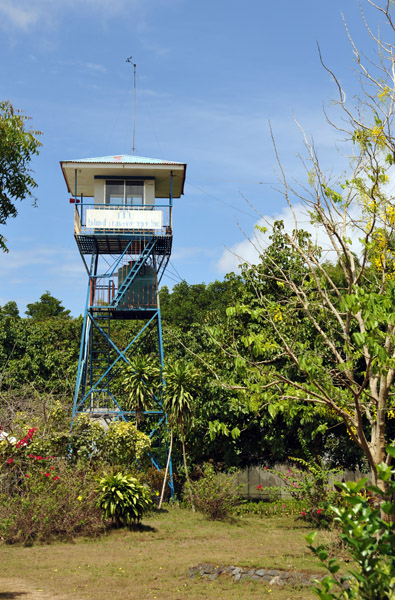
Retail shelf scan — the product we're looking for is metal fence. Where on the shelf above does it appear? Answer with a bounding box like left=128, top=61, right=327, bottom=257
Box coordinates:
left=235, top=464, right=370, bottom=499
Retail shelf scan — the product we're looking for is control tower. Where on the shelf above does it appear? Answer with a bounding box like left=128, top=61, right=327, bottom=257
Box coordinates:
left=61, top=154, right=186, bottom=473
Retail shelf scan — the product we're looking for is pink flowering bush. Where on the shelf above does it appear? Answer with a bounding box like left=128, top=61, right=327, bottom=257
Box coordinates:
left=0, top=426, right=103, bottom=544
left=0, top=426, right=61, bottom=493
left=262, top=458, right=343, bottom=528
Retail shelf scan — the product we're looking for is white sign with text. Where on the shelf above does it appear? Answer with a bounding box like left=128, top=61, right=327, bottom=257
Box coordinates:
left=86, top=209, right=163, bottom=230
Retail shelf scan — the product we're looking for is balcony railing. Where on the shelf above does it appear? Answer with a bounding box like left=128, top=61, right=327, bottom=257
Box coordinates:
left=90, top=278, right=157, bottom=310
left=74, top=203, right=172, bottom=236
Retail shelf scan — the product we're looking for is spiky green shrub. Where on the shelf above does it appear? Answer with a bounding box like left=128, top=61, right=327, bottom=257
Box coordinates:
left=95, top=472, right=152, bottom=527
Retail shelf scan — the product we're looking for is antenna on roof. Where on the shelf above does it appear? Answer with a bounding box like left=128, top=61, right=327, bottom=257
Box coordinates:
left=126, top=56, right=136, bottom=155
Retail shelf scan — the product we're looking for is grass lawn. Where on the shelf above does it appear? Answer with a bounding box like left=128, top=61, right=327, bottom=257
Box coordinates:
left=0, top=507, right=338, bottom=600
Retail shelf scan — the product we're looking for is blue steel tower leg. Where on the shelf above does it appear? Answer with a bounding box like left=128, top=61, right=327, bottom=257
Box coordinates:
left=72, top=252, right=97, bottom=421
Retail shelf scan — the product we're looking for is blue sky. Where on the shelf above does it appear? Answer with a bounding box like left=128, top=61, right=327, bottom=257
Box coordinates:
left=0, top=0, right=386, bottom=315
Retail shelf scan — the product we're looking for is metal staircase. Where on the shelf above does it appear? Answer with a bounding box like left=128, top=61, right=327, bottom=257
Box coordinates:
left=110, top=238, right=156, bottom=308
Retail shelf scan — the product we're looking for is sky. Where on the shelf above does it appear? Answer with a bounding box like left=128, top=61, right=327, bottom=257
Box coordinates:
left=0, top=0, right=390, bottom=316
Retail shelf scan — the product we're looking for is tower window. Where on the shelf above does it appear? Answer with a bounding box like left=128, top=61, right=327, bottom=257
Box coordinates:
left=106, top=180, right=144, bottom=205
left=125, top=181, right=143, bottom=205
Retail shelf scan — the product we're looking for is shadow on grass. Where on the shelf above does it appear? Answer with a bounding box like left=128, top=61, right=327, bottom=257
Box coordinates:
left=151, top=507, right=169, bottom=515
left=106, top=522, right=157, bottom=533
left=129, top=523, right=157, bottom=532
left=0, top=593, right=28, bottom=598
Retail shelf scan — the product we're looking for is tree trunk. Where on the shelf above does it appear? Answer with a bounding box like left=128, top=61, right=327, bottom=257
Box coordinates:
left=158, top=428, right=173, bottom=510
left=135, top=406, right=141, bottom=429
left=368, top=452, right=395, bottom=523
left=180, top=420, right=195, bottom=512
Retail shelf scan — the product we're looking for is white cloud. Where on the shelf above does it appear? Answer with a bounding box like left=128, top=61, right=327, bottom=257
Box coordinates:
left=140, top=39, right=171, bottom=57
left=0, top=244, right=86, bottom=315
left=0, top=246, right=54, bottom=270
left=217, top=201, right=365, bottom=274
left=139, top=88, right=172, bottom=99
left=0, top=1, right=40, bottom=30
left=0, top=0, right=147, bottom=32
left=0, top=245, right=83, bottom=279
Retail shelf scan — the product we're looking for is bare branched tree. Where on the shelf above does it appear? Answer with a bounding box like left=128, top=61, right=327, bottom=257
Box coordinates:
left=217, top=0, right=395, bottom=492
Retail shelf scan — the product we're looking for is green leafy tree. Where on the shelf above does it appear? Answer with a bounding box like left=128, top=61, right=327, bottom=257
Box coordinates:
left=160, top=276, right=241, bottom=332
left=162, top=276, right=350, bottom=471
left=122, top=355, right=159, bottom=427
left=25, top=291, right=70, bottom=320
left=0, top=315, right=80, bottom=394
left=101, top=421, right=151, bottom=466
left=0, top=100, right=42, bottom=252
left=163, top=360, right=200, bottom=509
left=0, top=301, right=19, bottom=318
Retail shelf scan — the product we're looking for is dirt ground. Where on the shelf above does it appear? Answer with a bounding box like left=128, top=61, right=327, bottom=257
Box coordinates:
left=0, top=578, right=69, bottom=599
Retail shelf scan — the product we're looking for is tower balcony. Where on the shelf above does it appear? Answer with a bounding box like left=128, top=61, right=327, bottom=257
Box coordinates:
left=74, top=203, right=173, bottom=256
left=74, top=202, right=172, bottom=237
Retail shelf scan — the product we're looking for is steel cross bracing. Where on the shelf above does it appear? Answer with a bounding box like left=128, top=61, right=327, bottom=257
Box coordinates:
left=72, top=232, right=173, bottom=494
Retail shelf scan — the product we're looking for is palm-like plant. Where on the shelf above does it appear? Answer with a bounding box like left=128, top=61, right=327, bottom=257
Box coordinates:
left=122, top=355, right=159, bottom=428
left=160, top=360, right=200, bottom=510
left=96, top=472, right=152, bottom=527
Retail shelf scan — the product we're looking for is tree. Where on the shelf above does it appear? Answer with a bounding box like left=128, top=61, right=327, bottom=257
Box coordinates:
left=0, top=101, right=42, bottom=252
left=25, top=291, right=70, bottom=320
left=0, top=301, right=19, bottom=318
left=122, top=355, right=158, bottom=427
left=160, top=277, right=241, bottom=332
left=216, top=1, right=395, bottom=493
left=161, top=275, right=353, bottom=470
left=0, top=315, right=81, bottom=396
left=162, top=360, right=200, bottom=510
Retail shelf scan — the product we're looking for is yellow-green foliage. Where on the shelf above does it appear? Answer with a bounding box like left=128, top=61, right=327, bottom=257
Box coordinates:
left=1, top=405, right=151, bottom=466
left=101, top=421, right=151, bottom=467
left=68, top=414, right=106, bottom=460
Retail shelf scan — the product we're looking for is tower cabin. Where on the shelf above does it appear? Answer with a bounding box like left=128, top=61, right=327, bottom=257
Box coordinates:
left=60, top=155, right=186, bottom=426
left=61, top=155, right=186, bottom=318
